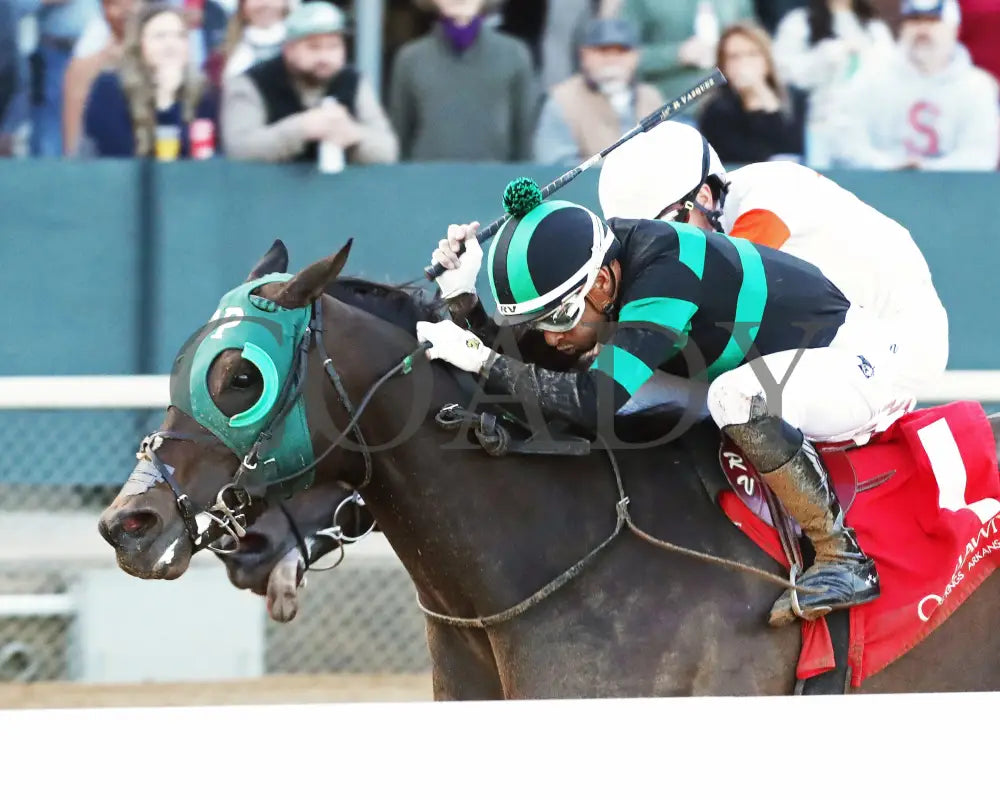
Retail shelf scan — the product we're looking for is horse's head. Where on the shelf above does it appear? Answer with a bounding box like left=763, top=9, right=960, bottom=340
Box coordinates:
left=215, top=483, right=374, bottom=622
left=98, top=237, right=370, bottom=579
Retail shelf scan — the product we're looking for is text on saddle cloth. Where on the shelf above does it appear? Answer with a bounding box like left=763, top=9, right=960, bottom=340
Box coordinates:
left=720, top=401, right=1000, bottom=688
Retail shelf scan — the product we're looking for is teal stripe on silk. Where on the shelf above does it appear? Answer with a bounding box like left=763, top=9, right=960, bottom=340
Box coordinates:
left=590, top=344, right=654, bottom=397
left=664, top=221, right=706, bottom=278
left=706, top=237, right=769, bottom=380
left=619, top=296, right=698, bottom=334
left=506, top=200, right=578, bottom=305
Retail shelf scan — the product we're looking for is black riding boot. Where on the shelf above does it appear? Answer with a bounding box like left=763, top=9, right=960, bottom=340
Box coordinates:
left=723, top=411, right=880, bottom=627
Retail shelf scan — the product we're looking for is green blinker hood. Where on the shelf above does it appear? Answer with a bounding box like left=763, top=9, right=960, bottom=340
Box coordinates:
left=170, top=273, right=315, bottom=494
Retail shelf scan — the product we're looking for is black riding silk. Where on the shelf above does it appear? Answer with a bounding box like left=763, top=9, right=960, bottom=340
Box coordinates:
left=467, top=218, right=851, bottom=436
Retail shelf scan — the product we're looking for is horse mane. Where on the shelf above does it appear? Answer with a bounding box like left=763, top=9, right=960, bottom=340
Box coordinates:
left=325, top=275, right=445, bottom=333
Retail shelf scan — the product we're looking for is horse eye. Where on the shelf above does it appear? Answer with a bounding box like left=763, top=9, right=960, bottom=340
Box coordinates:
left=231, top=373, right=253, bottom=389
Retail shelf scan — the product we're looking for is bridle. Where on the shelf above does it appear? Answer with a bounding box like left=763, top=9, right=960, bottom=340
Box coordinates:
left=278, top=489, right=377, bottom=574
left=132, top=294, right=425, bottom=555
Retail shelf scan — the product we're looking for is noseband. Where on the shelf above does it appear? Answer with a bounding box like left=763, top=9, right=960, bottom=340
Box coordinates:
left=136, top=430, right=251, bottom=554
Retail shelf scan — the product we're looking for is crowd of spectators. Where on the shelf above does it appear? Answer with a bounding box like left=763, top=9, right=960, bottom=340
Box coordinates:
left=0, top=0, right=997, bottom=170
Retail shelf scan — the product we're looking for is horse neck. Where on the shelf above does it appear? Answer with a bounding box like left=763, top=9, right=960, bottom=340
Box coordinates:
left=310, top=298, right=622, bottom=620
left=306, top=297, right=477, bottom=612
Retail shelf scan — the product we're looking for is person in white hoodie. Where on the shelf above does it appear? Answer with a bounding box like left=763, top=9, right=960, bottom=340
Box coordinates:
left=834, top=0, right=1000, bottom=171
left=772, top=0, right=894, bottom=168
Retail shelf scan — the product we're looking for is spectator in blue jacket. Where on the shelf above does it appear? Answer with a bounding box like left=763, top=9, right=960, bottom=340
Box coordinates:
left=0, top=0, right=18, bottom=130
left=25, top=0, right=102, bottom=155
left=81, top=1, right=219, bottom=157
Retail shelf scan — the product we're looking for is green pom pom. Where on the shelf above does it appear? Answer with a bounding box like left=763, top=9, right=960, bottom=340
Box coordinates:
left=503, top=177, right=543, bottom=218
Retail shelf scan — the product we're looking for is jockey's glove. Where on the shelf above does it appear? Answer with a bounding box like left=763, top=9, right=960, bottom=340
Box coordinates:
left=433, top=234, right=483, bottom=300
left=416, top=319, right=496, bottom=374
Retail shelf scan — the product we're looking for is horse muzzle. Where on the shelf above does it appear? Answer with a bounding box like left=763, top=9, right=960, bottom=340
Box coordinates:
left=98, top=502, right=193, bottom=580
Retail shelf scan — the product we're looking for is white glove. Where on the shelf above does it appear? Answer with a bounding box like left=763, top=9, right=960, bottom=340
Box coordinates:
left=431, top=222, right=483, bottom=300
left=416, top=320, right=495, bottom=374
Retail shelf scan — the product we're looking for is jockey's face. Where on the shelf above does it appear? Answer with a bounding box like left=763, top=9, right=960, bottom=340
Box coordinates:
left=541, top=304, right=602, bottom=354
left=541, top=263, right=618, bottom=355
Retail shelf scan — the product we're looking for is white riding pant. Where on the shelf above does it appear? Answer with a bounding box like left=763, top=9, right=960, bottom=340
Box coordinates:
left=706, top=304, right=947, bottom=446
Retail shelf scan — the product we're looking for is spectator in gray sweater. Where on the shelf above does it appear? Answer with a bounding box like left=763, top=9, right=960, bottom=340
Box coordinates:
left=389, top=0, right=538, bottom=162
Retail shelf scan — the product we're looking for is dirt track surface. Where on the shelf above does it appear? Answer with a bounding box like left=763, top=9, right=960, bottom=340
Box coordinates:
left=0, top=673, right=433, bottom=709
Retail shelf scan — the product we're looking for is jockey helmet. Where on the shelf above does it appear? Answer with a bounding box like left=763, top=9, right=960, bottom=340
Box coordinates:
left=486, top=199, right=617, bottom=332
left=598, top=121, right=729, bottom=230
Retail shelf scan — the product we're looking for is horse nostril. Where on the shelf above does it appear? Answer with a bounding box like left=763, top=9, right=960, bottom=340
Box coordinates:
left=120, top=512, right=158, bottom=536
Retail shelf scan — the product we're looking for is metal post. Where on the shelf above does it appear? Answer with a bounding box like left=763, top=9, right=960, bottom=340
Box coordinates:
left=353, top=0, right=385, bottom=102
left=137, top=158, right=157, bottom=376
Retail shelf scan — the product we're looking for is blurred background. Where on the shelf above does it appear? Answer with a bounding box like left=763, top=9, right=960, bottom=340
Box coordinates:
left=1, top=0, right=999, bottom=707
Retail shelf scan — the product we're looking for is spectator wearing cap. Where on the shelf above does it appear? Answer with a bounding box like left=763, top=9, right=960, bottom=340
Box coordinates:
left=618, top=0, right=756, bottom=109
left=698, top=22, right=807, bottom=164
left=221, top=1, right=398, bottom=163
left=388, top=0, right=536, bottom=162
left=533, top=18, right=663, bottom=165
left=835, top=0, right=999, bottom=170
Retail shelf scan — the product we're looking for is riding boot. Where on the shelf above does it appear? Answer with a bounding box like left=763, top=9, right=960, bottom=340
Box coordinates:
left=722, top=410, right=880, bottom=628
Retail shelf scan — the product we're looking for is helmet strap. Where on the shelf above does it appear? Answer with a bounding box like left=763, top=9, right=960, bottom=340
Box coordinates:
left=585, top=264, right=619, bottom=319
left=657, top=138, right=729, bottom=232
left=692, top=198, right=725, bottom=233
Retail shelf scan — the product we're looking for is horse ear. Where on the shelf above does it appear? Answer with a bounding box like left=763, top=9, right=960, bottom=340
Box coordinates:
left=246, top=239, right=289, bottom=281
left=273, top=239, right=353, bottom=309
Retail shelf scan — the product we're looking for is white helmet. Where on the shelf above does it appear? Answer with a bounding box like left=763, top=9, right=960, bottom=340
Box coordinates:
left=598, top=121, right=728, bottom=225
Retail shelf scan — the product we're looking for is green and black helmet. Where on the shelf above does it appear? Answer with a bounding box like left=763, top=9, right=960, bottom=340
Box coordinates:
left=486, top=198, right=617, bottom=332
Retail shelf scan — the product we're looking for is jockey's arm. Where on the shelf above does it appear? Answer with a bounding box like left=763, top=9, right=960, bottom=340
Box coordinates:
left=478, top=264, right=699, bottom=433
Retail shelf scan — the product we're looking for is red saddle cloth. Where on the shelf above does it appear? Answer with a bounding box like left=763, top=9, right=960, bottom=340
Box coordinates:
left=719, top=401, right=1000, bottom=688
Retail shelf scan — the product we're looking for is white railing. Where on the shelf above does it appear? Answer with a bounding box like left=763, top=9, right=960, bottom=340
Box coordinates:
left=0, top=374, right=407, bottom=562
left=0, top=691, right=995, bottom=796
left=2, top=371, right=1000, bottom=410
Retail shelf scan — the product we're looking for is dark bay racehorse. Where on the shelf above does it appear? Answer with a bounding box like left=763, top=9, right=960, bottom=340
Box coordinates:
left=98, top=241, right=1000, bottom=698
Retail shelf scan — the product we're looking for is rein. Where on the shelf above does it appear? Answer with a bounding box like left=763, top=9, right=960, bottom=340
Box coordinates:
left=416, top=432, right=820, bottom=630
